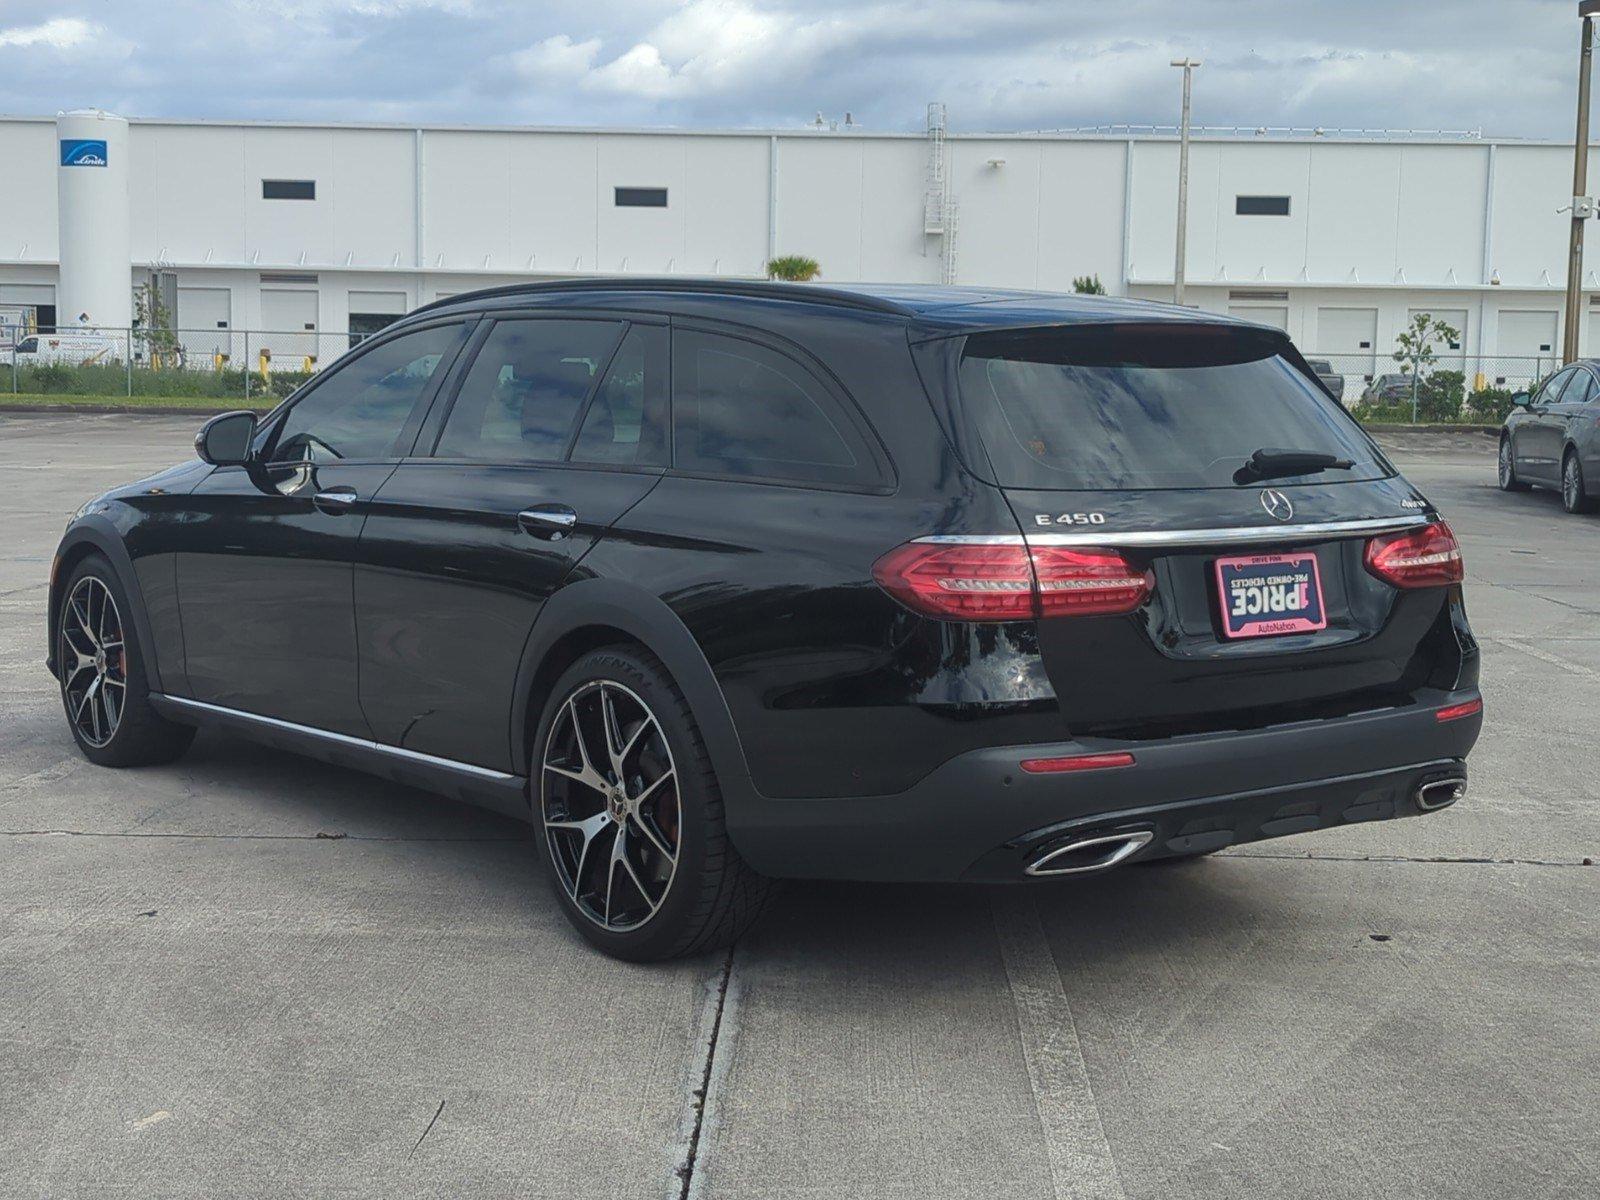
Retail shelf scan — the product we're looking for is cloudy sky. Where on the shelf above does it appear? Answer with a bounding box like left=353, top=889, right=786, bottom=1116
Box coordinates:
left=0, top=0, right=1587, bottom=138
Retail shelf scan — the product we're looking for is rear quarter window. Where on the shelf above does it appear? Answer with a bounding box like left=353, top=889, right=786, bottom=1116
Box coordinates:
left=671, top=329, right=888, bottom=489
left=957, top=324, right=1389, bottom=491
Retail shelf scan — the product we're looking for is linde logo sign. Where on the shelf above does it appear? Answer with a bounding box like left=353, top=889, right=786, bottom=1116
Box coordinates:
left=60, top=139, right=108, bottom=167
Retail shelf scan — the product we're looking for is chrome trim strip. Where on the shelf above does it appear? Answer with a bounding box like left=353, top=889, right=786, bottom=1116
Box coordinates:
left=154, top=695, right=521, bottom=783
left=918, top=515, right=1429, bottom=550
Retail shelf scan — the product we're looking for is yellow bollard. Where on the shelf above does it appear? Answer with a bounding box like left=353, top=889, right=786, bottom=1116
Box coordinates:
left=1474, top=372, right=1487, bottom=391
left=258, top=347, right=271, bottom=382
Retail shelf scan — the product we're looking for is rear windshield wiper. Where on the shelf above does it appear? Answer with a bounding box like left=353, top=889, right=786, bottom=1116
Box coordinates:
left=1234, top=447, right=1355, bottom=484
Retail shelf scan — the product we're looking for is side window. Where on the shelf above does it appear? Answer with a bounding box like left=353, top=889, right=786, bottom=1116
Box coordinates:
left=435, top=319, right=623, bottom=463
left=1538, top=369, right=1576, bottom=406
left=571, top=324, right=669, bottom=468
left=1570, top=372, right=1600, bottom=406
left=268, top=324, right=461, bottom=463
left=671, top=330, right=883, bottom=487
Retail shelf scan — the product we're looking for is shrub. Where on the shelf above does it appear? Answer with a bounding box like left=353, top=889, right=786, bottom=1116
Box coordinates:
left=1071, top=274, right=1107, bottom=295
left=766, top=255, right=821, bottom=282
left=1414, top=370, right=1465, bottom=422
left=1467, top=386, right=1517, bottom=424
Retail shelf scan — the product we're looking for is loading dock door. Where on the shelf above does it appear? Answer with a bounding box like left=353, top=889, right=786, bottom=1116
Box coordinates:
left=1227, top=305, right=1288, bottom=332
left=1315, top=307, right=1379, bottom=394
left=259, top=290, right=320, bottom=367
left=176, top=287, right=233, bottom=363
left=1496, top=310, right=1559, bottom=389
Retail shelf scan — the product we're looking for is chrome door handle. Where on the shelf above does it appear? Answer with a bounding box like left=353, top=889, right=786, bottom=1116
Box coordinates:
left=312, top=489, right=358, bottom=514
left=517, top=505, right=578, bottom=540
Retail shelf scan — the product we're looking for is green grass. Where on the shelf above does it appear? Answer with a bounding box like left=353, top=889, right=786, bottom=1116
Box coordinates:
left=0, top=392, right=274, bottom=412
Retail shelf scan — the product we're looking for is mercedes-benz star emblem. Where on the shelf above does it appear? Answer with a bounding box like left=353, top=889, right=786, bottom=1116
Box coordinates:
left=1260, top=488, right=1294, bottom=522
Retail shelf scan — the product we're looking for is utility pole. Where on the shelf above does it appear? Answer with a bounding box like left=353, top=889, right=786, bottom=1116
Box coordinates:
left=1564, top=4, right=1600, bottom=362
left=1171, top=58, right=1201, bottom=306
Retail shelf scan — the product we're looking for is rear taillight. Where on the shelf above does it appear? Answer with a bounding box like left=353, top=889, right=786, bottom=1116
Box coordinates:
left=871, top=539, right=1153, bottom=621
left=1363, top=520, right=1464, bottom=589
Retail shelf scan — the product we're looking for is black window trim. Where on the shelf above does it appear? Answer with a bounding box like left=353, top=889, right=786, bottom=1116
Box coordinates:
left=664, top=317, right=897, bottom=496
left=251, top=315, right=473, bottom=466
left=415, top=313, right=631, bottom=467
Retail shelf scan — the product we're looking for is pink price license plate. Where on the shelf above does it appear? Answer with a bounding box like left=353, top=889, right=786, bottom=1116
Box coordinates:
left=1214, top=551, right=1327, bottom=639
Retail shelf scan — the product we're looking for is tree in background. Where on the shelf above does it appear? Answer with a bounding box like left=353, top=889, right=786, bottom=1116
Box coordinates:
left=1072, top=274, right=1107, bottom=295
left=766, top=256, right=821, bottom=282
left=132, top=281, right=180, bottom=369
left=1392, top=311, right=1460, bottom=379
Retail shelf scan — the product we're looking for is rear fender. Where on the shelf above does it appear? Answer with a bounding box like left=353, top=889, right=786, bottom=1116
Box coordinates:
left=509, top=578, right=759, bottom=815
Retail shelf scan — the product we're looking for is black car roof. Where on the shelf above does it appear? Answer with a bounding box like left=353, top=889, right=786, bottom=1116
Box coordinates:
left=407, top=277, right=1272, bottom=338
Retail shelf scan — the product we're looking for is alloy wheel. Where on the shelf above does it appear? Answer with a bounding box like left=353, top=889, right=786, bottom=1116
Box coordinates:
left=1565, top=456, right=1581, bottom=510
left=541, top=680, right=681, bottom=932
left=59, top=576, right=126, bottom=748
left=1499, top=440, right=1513, bottom=488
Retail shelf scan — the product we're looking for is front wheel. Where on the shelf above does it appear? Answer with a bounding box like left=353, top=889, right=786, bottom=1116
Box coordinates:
left=1562, top=450, right=1596, bottom=514
left=534, top=646, right=775, bottom=961
left=1498, top=436, right=1529, bottom=492
left=56, top=554, right=195, bottom=767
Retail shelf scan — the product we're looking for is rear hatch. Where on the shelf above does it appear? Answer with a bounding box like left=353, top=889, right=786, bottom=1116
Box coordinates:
left=939, top=320, right=1468, bottom=738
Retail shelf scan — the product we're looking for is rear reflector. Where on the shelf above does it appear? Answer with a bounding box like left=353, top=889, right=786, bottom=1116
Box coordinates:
left=1364, top=520, right=1464, bottom=589
left=872, top=539, right=1152, bottom=621
left=1020, top=751, right=1137, bottom=774
left=1435, top=698, right=1483, bottom=723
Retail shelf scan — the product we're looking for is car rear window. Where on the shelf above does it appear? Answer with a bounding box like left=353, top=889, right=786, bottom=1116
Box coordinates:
left=957, top=324, right=1389, bottom=491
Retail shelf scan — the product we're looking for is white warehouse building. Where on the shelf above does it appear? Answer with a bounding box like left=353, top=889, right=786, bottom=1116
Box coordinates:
left=4, top=107, right=1600, bottom=391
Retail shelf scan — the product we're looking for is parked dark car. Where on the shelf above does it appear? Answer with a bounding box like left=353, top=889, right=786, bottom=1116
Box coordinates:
left=1361, top=373, right=1412, bottom=404
left=1498, top=358, right=1600, bottom=513
left=48, top=281, right=1483, bottom=960
left=1304, top=357, right=1346, bottom=402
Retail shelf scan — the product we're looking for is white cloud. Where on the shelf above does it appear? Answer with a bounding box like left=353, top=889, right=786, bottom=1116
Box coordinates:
left=0, top=17, right=102, bottom=50
left=511, top=33, right=601, bottom=83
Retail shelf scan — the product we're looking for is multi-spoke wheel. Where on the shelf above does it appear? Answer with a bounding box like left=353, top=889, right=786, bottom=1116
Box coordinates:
left=55, top=554, right=195, bottom=767
left=543, top=680, right=681, bottom=932
left=59, top=576, right=127, bottom=747
left=1497, top=436, right=1528, bottom=492
left=535, top=646, right=775, bottom=961
left=1562, top=450, right=1595, bottom=514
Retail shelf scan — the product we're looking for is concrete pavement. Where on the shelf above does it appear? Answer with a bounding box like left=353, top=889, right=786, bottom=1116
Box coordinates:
left=1, top=415, right=1594, bottom=1198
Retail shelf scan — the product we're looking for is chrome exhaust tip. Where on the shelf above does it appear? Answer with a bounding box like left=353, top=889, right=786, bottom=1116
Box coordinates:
left=1025, top=829, right=1154, bottom=877
left=1415, top=776, right=1467, bottom=812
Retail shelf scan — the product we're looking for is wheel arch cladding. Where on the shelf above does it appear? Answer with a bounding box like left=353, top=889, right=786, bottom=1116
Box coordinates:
left=510, top=578, right=759, bottom=811
left=48, top=522, right=165, bottom=693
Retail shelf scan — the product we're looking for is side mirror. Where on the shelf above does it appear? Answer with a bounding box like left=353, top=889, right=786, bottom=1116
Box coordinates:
left=194, top=410, right=258, bottom=466
left=1511, top=392, right=1531, bottom=410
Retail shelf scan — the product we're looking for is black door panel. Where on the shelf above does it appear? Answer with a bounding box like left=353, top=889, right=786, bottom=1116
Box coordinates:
left=178, top=461, right=398, bottom=734
left=354, top=463, right=661, bottom=770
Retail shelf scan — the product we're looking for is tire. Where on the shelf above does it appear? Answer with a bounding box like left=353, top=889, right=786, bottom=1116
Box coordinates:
left=1498, top=435, right=1529, bottom=492
left=1562, top=449, right=1596, bottom=514
left=56, top=553, right=196, bottom=767
left=533, top=645, right=776, bottom=962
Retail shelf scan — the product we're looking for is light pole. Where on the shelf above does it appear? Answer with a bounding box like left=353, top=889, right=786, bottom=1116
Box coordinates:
left=1563, top=3, right=1600, bottom=362
left=1171, top=58, right=1201, bottom=306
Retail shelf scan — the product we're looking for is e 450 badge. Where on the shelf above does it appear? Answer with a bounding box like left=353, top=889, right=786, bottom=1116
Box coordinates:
left=1034, top=512, right=1107, bottom=527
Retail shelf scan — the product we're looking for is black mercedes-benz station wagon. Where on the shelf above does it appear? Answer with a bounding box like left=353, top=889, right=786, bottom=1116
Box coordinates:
left=48, top=280, right=1482, bottom=960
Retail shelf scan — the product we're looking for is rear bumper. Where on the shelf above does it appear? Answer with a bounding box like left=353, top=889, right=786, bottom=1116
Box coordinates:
left=726, top=688, right=1483, bottom=882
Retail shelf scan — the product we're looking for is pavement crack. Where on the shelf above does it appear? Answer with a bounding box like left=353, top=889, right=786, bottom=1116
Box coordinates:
left=409, top=1099, right=445, bottom=1158
left=0, top=828, right=530, bottom=843
left=1228, top=850, right=1590, bottom=868
left=675, top=944, right=735, bottom=1200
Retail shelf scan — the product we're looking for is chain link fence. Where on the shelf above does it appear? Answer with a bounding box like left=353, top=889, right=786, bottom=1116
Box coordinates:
left=4, top=326, right=368, bottom=406
left=0, top=327, right=1570, bottom=426
left=1303, top=353, right=1561, bottom=424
